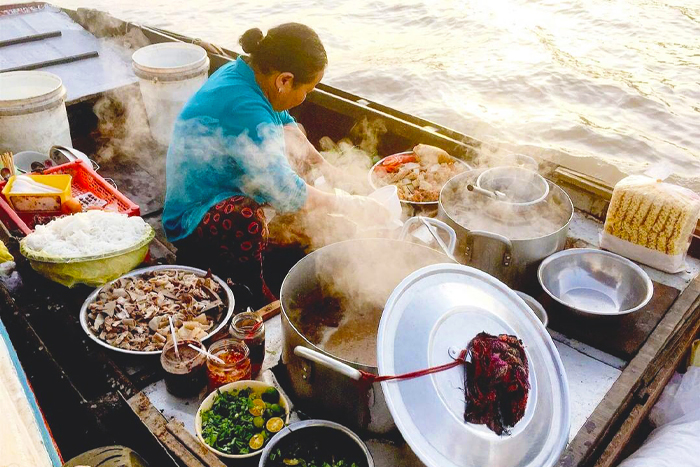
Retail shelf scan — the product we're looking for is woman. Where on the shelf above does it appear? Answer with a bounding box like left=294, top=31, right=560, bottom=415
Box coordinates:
left=163, top=23, right=387, bottom=307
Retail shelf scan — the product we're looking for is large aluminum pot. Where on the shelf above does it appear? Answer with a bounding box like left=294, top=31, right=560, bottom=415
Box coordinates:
left=438, top=169, right=573, bottom=289
left=279, top=231, right=454, bottom=434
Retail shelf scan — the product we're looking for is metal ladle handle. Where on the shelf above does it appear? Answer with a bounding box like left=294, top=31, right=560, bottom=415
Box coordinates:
left=294, top=346, right=363, bottom=381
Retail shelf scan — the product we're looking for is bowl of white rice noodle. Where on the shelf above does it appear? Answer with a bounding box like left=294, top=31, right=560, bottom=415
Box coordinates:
left=20, top=211, right=155, bottom=287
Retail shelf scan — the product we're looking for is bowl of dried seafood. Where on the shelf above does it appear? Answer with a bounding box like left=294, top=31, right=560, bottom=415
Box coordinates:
left=80, top=265, right=235, bottom=355
left=368, top=144, right=470, bottom=205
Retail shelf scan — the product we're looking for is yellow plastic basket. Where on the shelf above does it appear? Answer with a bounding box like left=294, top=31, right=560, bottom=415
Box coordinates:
left=2, top=174, right=72, bottom=212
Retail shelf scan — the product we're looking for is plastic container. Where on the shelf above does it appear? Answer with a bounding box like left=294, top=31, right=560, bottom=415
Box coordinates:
left=2, top=174, right=72, bottom=212
left=132, top=43, right=210, bottom=146
left=0, top=160, right=140, bottom=236
left=0, top=71, right=72, bottom=154
left=600, top=175, right=700, bottom=273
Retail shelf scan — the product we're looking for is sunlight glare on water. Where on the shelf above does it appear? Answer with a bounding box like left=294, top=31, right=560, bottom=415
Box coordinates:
left=31, top=0, right=700, bottom=189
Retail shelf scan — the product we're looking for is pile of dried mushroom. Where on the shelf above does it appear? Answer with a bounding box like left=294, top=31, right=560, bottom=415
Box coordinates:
left=87, top=270, right=225, bottom=352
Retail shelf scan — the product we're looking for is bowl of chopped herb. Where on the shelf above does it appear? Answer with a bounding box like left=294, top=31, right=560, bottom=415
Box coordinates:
left=259, top=419, right=374, bottom=467
left=195, top=380, right=291, bottom=459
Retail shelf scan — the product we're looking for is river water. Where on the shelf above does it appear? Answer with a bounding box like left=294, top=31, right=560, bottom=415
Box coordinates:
left=47, top=0, right=700, bottom=189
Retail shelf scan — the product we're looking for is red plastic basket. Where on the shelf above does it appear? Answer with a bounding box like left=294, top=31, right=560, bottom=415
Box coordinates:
left=0, top=160, right=141, bottom=236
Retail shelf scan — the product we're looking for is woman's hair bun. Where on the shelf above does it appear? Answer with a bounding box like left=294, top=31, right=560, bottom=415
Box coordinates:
left=239, top=28, right=264, bottom=54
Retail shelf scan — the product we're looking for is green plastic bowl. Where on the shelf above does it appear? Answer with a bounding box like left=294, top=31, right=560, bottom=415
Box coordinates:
left=20, top=226, right=155, bottom=288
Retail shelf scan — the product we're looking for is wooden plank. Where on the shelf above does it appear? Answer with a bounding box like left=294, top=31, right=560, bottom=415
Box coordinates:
left=165, top=421, right=227, bottom=467
left=0, top=50, right=99, bottom=73
left=127, top=392, right=221, bottom=467
left=0, top=30, right=61, bottom=47
left=558, top=276, right=700, bottom=466
left=594, top=300, right=700, bottom=467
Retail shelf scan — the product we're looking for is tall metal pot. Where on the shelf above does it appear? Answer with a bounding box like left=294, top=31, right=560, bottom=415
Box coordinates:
left=279, top=229, right=454, bottom=435
left=438, top=170, right=573, bottom=289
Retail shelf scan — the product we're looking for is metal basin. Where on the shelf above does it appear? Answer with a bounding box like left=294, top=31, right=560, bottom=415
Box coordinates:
left=259, top=420, right=374, bottom=467
left=538, top=248, right=653, bottom=316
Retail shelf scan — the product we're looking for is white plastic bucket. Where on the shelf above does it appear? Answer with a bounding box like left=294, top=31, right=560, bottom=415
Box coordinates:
left=0, top=71, right=72, bottom=154
left=132, top=43, right=210, bottom=146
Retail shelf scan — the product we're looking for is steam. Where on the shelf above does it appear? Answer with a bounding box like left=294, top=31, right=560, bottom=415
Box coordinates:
left=442, top=170, right=571, bottom=241
left=288, top=239, right=449, bottom=366
left=89, top=23, right=166, bottom=187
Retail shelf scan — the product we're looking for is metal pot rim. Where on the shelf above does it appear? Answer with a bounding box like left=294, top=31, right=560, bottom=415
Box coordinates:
left=279, top=238, right=453, bottom=372
left=258, top=419, right=374, bottom=467
left=439, top=170, right=574, bottom=241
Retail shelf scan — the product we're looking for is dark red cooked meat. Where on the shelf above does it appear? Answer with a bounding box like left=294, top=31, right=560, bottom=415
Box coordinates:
left=464, top=332, right=529, bottom=435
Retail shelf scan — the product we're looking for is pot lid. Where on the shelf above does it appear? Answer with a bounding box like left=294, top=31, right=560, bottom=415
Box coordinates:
left=440, top=169, right=573, bottom=239
left=377, top=264, right=569, bottom=467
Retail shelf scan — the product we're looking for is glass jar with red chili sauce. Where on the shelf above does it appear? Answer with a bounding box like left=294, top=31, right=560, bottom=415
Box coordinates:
left=206, top=339, right=251, bottom=391
left=229, top=311, right=265, bottom=377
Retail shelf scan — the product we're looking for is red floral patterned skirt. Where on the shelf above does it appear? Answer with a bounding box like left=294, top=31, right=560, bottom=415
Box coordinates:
left=174, top=196, right=276, bottom=306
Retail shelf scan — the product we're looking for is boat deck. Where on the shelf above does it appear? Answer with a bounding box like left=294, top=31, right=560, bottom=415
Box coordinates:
left=1, top=5, right=699, bottom=466
left=1, top=152, right=697, bottom=466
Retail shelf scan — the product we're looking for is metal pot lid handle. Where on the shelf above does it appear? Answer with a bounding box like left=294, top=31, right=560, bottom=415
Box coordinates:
left=294, top=346, right=363, bottom=381
left=400, top=216, right=457, bottom=256
left=466, top=229, right=513, bottom=266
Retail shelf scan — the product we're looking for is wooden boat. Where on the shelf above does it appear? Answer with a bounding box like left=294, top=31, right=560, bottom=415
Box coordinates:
left=0, top=3, right=698, bottom=466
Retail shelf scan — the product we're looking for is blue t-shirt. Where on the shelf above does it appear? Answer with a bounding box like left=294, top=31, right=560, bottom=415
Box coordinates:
left=162, top=57, right=307, bottom=242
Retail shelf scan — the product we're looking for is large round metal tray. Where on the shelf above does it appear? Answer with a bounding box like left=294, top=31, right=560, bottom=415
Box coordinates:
left=79, top=265, right=235, bottom=356
left=368, top=151, right=470, bottom=206
left=377, top=264, right=569, bottom=467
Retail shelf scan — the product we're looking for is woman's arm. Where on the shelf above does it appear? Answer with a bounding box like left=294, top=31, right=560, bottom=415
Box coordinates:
left=284, top=124, right=343, bottom=182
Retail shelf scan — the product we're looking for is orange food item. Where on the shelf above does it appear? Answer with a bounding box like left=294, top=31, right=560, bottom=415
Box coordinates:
left=61, top=197, right=82, bottom=214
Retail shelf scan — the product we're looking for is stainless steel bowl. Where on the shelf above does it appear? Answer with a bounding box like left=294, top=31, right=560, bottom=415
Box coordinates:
left=538, top=248, right=653, bottom=316
left=259, top=420, right=374, bottom=467
left=516, top=291, right=549, bottom=327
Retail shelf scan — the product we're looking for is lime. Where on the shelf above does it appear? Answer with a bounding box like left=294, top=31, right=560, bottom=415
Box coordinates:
left=253, top=416, right=265, bottom=428
left=262, top=387, right=280, bottom=403
left=269, top=403, right=284, bottom=416
left=249, top=433, right=265, bottom=450
left=266, top=417, right=284, bottom=433
left=249, top=399, right=266, bottom=416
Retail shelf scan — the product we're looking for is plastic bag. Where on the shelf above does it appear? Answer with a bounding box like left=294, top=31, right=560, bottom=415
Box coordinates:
left=0, top=240, right=13, bottom=263
left=619, top=367, right=700, bottom=467
left=600, top=175, right=700, bottom=273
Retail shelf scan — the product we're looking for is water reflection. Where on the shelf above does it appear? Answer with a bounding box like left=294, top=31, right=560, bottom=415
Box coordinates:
left=52, top=0, right=700, bottom=189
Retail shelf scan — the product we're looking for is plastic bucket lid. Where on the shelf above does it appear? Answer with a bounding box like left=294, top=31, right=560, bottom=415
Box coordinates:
left=0, top=71, right=66, bottom=114
left=132, top=43, right=209, bottom=81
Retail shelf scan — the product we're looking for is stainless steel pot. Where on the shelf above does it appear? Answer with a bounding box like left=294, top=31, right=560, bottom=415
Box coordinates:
left=438, top=169, right=573, bottom=289
left=279, top=232, right=454, bottom=434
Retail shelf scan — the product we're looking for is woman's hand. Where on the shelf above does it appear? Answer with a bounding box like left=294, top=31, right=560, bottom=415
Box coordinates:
left=332, top=189, right=392, bottom=226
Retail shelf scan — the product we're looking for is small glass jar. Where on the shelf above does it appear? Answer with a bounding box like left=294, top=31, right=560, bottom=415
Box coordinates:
left=230, top=312, right=266, bottom=377
left=160, top=339, right=207, bottom=397
left=206, top=339, right=252, bottom=391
